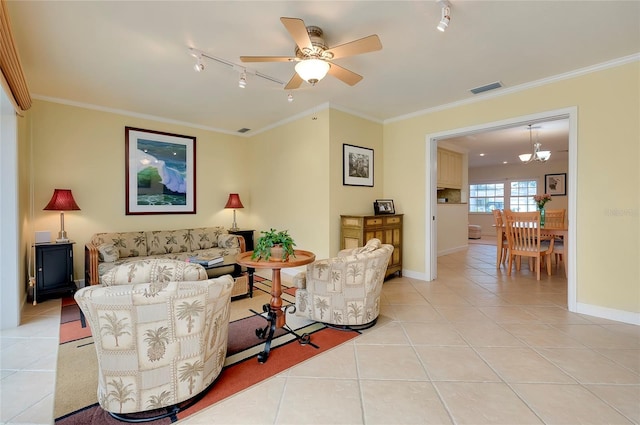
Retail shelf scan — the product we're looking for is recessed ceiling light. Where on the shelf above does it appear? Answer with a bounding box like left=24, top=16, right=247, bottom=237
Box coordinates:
left=503, top=161, right=508, bottom=164
left=479, top=153, right=485, bottom=157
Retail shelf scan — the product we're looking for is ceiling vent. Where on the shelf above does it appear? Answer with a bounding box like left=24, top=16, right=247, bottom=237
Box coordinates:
left=470, top=81, right=503, bottom=95
left=237, top=128, right=251, bottom=133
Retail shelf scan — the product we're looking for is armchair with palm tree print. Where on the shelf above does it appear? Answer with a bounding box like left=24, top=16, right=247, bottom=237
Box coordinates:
left=293, top=238, right=393, bottom=329
left=74, top=259, right=234, bottom=417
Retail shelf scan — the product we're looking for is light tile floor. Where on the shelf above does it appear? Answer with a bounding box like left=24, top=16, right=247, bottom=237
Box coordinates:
left=1, top=244, right=639, bottom=424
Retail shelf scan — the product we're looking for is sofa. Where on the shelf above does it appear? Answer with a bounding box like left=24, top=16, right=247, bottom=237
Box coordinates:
left=85, top=227, right=246, bottom=286
left=74, top=259, right=234, bottom=419
left=293, top=238, right=394, bottom=329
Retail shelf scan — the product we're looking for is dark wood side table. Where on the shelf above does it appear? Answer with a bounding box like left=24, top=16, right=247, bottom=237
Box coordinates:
left=33, top=242, right=76, bottom=304
left=229, top=229, right=255, bottom=251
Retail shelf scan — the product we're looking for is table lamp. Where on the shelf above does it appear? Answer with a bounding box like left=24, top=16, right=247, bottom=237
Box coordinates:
left=224, top=193, right=244, bottom=231
left=43, top=189, right=81, bottom=242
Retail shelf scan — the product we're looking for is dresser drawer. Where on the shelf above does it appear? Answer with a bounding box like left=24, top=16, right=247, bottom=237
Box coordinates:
left=365, top=218, right=383, bottom=226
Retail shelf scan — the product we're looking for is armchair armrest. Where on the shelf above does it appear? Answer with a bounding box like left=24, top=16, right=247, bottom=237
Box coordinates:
left=84, top=243, right=100, bottom=285
left=293, top=271, right=307, bottom=289
left=217, top=233, right=246, bottom=252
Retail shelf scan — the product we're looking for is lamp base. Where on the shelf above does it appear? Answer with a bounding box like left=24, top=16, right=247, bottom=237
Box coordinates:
left=56, top=229, right=69, bottom=243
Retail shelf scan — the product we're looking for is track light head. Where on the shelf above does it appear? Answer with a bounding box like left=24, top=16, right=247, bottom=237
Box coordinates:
left=437, top=1, right=452, bottom=32
left=287, top=92, right=294, bottom=103
left=192, top=52, right=205, bottom=72
left=238, top=71, right=247, bottom=88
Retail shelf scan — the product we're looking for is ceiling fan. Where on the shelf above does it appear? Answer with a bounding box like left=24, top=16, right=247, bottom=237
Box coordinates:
left=240, top=17, right=382, bottom=90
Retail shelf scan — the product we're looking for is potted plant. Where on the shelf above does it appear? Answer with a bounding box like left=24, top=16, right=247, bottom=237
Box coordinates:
left=251, top=228, right=296, bottom=261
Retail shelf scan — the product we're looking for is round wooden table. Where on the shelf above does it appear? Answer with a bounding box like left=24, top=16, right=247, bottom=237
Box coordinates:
left=236, top=249, right=315, bottom=362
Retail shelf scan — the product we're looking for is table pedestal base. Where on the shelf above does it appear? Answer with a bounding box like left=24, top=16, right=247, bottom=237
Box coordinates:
left=251, top=304, right=318, bottom=363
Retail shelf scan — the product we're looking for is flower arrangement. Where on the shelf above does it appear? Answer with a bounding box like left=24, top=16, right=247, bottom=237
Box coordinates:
left=533, top=193, right=552, bottom=209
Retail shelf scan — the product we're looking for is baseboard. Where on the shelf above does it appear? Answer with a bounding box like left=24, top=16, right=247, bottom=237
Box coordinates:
left=576, top=302, right=640, bottom=325
left=437, top=245, right=467, bottom=256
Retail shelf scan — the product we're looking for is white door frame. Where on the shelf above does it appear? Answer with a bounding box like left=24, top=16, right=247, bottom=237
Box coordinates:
left=425, top=107, right=578, bottom=312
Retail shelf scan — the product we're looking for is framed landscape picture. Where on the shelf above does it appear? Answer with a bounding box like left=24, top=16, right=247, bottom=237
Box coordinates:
left=343, top=144, right=374, bottom=187
left=125, top=127, right=196, bottom=215
left=545, top=173, right=566, bottom=196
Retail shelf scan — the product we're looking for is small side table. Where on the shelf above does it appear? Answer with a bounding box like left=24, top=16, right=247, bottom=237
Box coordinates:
left=229, top=229, right=255, bottom=251
left=33, top=242, right=76, bottom=304
left=236, top=250, right=316, bottom=363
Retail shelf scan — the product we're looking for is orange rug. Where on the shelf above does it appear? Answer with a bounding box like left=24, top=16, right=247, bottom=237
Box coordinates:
left=55, top=279, right=359, bottom=424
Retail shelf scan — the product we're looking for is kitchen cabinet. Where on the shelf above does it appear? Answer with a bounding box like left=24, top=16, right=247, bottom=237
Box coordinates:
left=437, top=148, right=463, bottom=189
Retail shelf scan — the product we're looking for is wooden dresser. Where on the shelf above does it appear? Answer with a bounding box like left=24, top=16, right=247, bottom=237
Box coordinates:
left=340, top=214, right=403, bottom=278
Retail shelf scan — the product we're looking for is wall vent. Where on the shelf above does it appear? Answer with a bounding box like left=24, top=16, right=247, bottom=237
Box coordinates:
left=470, top=81, right=503, bottom=95
left=237, top=128, right=251, bottom=133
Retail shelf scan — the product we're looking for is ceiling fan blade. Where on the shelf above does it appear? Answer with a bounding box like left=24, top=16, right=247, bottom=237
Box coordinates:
left=240, top=56, right=294, bottom=63
left=284, top=73, right=303, bottom=90
left=280, top=17, right=313, bottom=51
left=326, top=35, right=382, bottom=59
left=328, top=63, right=363, bottom=86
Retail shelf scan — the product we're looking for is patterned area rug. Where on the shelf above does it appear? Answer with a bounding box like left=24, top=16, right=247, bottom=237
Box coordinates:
left=54, top=277, right=359, bottom=424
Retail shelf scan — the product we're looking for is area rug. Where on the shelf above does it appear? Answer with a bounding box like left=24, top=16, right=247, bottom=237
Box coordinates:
left=54, top=277, right=359, bottom=424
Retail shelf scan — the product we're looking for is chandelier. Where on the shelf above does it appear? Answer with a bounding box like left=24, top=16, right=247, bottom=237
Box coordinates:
left=519, top=125, right=551, bottom=163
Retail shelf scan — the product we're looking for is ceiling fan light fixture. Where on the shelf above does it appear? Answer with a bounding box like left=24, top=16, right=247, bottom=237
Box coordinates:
left=295, top=59, right=330, bottom=85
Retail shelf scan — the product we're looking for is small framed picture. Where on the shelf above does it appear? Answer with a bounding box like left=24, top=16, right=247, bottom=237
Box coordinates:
left=374, top=199, right=395, bottom=215
left=343, top=144, right=374, bottom=187
left=545, top=173, right=566, bottom=196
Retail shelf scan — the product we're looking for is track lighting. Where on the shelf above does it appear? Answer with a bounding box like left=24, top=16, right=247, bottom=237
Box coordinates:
left=437, top=0, right=451, bottom=32
left=287, top=92, right=294, bottom=103
left=193, top=54, right=204, bottom=72
left=239, top=71, right=247, bottom=88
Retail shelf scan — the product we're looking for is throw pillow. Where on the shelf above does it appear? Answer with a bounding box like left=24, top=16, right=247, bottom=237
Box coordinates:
left=97, top=243, right=119, bottom=263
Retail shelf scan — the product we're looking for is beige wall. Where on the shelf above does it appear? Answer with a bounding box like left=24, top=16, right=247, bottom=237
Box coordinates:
left=249, top=109, right=331, bottom=260
left=329, top=109, right=384, bottom=255
left=28, top=100, right=250, bottom=279
left=384, top=62, right=639, bottom=314
left=18, top=110, right=30, bottom=305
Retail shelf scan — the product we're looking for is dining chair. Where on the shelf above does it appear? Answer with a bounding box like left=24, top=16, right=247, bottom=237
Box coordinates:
left=503, top=209, right=554, bottom=280
left=492, top=209, right=508, bottom=268
left=542, top=209, right=565, bottom=268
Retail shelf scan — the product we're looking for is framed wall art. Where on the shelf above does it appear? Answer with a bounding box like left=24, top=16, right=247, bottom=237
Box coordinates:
left=125, top=127, right=196, bottom=215
left=343, top=144, right=374, bottom=187
left=374, top=199, right=395, bottom=215
left=545, top=173, right=566, bottom=196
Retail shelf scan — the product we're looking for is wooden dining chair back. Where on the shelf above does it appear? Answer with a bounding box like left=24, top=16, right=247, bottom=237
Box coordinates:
left=543, top=209, right=565, bottom=229
left=542, top=209, right=566, bottom=270
left=492, top=209, right=508, bottom=267
left=503, top=210, right=554, bottom=280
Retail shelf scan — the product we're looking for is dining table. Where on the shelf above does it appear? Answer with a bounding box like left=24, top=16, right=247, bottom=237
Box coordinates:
left=495, top=224, right=568, bottom=277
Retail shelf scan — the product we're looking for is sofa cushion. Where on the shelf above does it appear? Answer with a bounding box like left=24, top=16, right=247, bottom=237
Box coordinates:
left=190, top=227, right=225, bottom=250
left=92, top=232, right=147, bottom=258
left=97, top=243, right=119, bottom=263
left=146, top=229, right=191, bottom=255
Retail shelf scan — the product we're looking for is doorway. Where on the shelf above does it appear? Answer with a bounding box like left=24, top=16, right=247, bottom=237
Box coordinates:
left=425, top=107, right=578, bottom=312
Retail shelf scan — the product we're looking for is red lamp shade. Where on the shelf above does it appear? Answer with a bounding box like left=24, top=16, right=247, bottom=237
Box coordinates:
left=224, top=193, right=244, bottom=209
left=43, top=189, right=80, bottom=243
left=43, top=189, right=81, bottom=211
